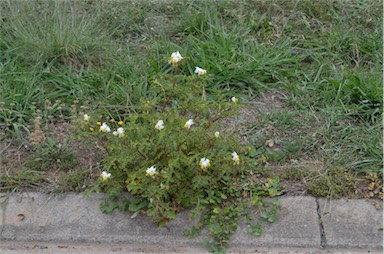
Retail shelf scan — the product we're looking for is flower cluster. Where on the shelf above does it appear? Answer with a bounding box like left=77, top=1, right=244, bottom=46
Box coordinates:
left=113, top=127, right=125, bottom=138
left=168, top=51, right=208, bottom=78
left=100, top=122, right=111, bottom=133
left=83, top=114, right=127, bottom=139
left=168, top=51, right=240, bottom=106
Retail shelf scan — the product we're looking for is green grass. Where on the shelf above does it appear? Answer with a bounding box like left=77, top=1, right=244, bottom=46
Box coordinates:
left=0, top=0, right=382, bottom=196
left=56, top=168, right=92, bottom=193
left=0, top=168, right=46, bottom=192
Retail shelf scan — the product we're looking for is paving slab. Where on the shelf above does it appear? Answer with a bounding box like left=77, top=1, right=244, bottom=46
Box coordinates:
left=318, top=198, right=383, bottom=250
left=2, top=192, right=381, bottom=252
left=231, top=196, right=321, bottom=248
left=0, top=193, right=322, bottom=249
left=0, top=192, right=204, bottom=244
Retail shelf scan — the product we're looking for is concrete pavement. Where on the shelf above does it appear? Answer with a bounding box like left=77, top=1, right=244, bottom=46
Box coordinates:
left=0, top=193, right=382, bottom=253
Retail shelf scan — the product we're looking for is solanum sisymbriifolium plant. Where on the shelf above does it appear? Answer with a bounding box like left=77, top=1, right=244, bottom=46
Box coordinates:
left=80, top=51, right=283, bottom=253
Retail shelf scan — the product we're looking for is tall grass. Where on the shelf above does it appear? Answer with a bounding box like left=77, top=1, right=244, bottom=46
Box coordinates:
left=1, top=1, right=114, bottom=69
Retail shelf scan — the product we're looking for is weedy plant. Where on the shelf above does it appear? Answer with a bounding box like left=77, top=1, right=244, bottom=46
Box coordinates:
left=81, top=52, right=283, bottom=253
left=26, top=137, right=77, bottom=172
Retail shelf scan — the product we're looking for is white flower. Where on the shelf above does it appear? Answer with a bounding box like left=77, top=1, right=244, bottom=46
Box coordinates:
left=155, top=120, right=164, bottom=130
left=184, top=119, right=194, bottom=129
left=149, top=198, right=154, bottom=203
left=146, top=165, right=157, bottom=177
left=194, top=67, right=207, bottom=76
left=160, top=183, right=164, bottom=189
left=100, top=171, right=111, bottom=180
left=232, top=152, right=240, bottom=165
left=231, top=97, right=238, bottom=103
left=199, top=157, right=211, bottom=169
left=113, top=127, right=125, bottom=138
left=214, top=131, right=220, bottom=138
left=83, top=114, right=90, bottom=121
left=100, top=122, right=111, bottom=133
left=169, top=51, right=183, bottom=65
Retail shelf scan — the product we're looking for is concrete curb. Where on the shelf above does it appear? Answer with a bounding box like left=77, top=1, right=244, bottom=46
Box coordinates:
left=318, top=198, right=383, bottom=249
left=0, top=193, right=382, bottom=252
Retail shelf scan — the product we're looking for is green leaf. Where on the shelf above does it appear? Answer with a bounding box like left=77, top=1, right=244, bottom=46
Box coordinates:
left=252, top=196, right=259, bottom=205
left=129, top=200, right=147, bottom=212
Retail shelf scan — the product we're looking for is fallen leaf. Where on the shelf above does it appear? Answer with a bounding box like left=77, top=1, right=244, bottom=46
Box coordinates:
left=367, top=182, right=375, bottom=191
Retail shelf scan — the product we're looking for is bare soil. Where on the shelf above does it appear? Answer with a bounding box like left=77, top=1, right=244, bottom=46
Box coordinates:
left=0, top=120, right=102, bottom=193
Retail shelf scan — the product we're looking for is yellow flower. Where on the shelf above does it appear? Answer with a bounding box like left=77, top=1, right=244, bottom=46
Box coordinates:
left=257, top=155, right=267, bottom=164
left=118, top=120, right=124, bottom=125
left=97, top=122, right=102, bottom=126
left=89, top=127, right=94, bottom=132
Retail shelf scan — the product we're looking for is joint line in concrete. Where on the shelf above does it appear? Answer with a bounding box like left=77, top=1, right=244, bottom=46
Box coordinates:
left=316, top=198, right=326, bottom=248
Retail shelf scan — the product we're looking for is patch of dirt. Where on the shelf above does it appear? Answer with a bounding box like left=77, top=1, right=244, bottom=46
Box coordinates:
left=0, top=140, right=32, bottom=174
left=46, top=120, right=104, bottom=173
left=271, top=159, right=324, bottom=196
left=221, top=90, right=288, bottom=143
left=230, top=90, right=311, bottom=196
left=238, top=90, right=287, bottom=123
left=0, top=120, right=104, bottom=193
